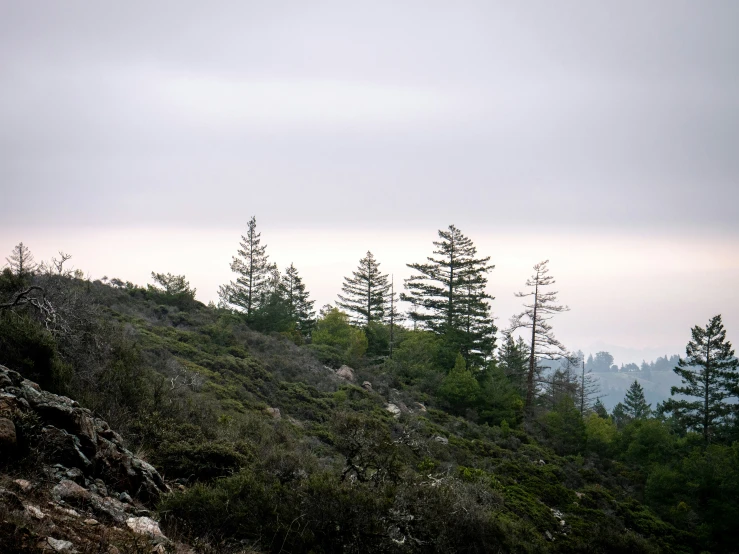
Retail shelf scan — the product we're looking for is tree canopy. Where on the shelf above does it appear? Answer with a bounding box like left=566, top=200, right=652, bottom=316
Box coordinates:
left=662, top=314, right=739, bottom=443
left=402, top=224, right=496, bottom=368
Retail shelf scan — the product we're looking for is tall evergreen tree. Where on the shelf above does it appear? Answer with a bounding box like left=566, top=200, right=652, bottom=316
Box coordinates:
left=5, top=242, right=37, bottom=277
left=218, top=216, right=276, bottom=318
left=337, top=251, right=391, bottom=327
left=282, top=263, right=315, bottom=336
left=508, top=260, right=570, bottom=412
left=402, top=225, right=496, bottom=368
left=663, top=314, right=739, bottom=443
left=623, top=380, right=651, bottom=420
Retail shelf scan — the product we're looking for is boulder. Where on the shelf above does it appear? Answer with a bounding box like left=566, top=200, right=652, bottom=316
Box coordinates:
left=385, top=403, right=402, bottom=417
left=52, top=479, right=91, bottom=505
left=362, top=381, right=373, bottom=392
left=126, top=516, right=167, bottom=540
left=40, top=426, right=92, bottom=470
left=336, top=365, right=355, bottom=381
left=14, top=478, right=33, bottom=492
left=39, top=537, right=76, bottom=553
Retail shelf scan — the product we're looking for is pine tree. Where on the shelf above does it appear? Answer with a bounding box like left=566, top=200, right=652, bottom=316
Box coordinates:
left=508, top=260, right=570, bottom=411
left=402, top=225, right=496, bottom=368
left=611, top=402, right=628, bottom=428
left=593, top=398, right=608, bottom=418
left=5, top=242, right=37, bottom=277
left=498, top=335, right=529, bottom=396
left=623, top=380, right=651, bottom=420
left=219, top=216, right=276, bottom=318
left=337, top=251, right=391, bottom=327
left=282, top=263, right=315, bottom=336
left=662, top=314, right=739, bottom=443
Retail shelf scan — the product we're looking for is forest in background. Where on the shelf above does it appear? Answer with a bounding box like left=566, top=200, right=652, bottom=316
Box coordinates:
left=1, top=222, right=738, bottom=553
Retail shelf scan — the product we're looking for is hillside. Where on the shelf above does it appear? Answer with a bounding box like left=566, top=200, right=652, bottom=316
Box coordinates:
left=1, top=272, right=736, bottom=553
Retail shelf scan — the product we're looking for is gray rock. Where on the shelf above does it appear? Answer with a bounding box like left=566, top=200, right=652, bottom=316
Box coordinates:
left=25, top=504, right=46, bottom=519
left=126, top=516, right=168, bottom=543
left=41, top=426, right=92, bottom=470
left=362, top=381, right=373, bottom=392
left=385, top=403, right=402, bottom=417
left=41, top=537, right=77, bottom=553
left=52, top=479, right=131, bottom=523
left=336, top=365, right=355, bottom=381
left=433, top=435, right=449, bottom=445
left=52, top=479, right=91, bottom=504
left=265, top=407, right=281, bottom=419
left=13, top=478, right=32, bottom=492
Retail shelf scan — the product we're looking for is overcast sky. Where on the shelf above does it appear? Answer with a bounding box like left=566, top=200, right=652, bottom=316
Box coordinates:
left=1, top=1, right=738, bottom=363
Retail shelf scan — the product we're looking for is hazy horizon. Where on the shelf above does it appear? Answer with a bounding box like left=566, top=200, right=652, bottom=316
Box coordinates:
left=3, top=222, right=737, bottom=367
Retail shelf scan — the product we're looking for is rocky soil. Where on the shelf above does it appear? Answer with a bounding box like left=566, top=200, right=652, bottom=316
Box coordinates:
left=0, top=365, right=190, bottom=553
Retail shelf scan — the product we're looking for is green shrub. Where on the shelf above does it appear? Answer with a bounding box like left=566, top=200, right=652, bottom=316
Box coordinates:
left=152, top=441, right=252, bottom=482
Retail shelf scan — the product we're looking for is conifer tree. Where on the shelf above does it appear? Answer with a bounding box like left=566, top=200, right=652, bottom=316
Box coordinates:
left=5, top=242, right=37, bottom=277
left=623, top=380, right=651, bottom=420
left=498, top=335, right=529, bottom=396
left=282, top=263, right=315, bottom=335
left=663, top=314, right=739, bottom=443
left=402, top=225, right=496, bottom=367
left=508, top=260, right=570, bottom=412
left=611, top=402, right=629, bottom=428
left=218, top=216, right=276, bottom=318
left=337, top=251, right=391, bottom=327
left=593, top=398, right=608, bottom=418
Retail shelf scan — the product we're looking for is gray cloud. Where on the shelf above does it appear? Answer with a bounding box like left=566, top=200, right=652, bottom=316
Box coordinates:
left=1, top=1, right=737, bottom=231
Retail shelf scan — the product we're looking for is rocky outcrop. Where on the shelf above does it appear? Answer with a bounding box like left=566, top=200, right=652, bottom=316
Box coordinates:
left=0, top=365, right=168, bottom=502
left=0, top=364, right=176, bottom=553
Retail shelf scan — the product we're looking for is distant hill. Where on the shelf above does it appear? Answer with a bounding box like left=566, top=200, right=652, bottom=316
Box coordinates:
left=593, top=370, right=682, bottom=410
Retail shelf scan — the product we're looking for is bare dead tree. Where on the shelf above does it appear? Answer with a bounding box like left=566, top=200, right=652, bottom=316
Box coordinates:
left=0, top=285, right=68, bottom=334
left=508, top=260, right=571, bottom=412
left=38, top=251, right=74, bottom=276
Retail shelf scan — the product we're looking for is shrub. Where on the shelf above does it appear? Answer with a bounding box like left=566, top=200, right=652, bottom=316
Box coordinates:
left=151, top=441, right=252, bottom=482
